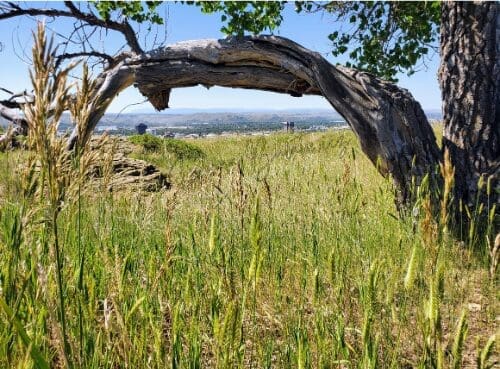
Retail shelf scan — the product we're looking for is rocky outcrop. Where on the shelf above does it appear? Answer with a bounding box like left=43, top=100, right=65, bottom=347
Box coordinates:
left=104, top=152, right=170, bottom=192
left=90, top=136, right=170, bottom=192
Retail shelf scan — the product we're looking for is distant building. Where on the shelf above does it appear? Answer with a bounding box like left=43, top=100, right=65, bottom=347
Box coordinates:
left=282, top=121, right=295, bottom=132
left=135, top=123, right=148, bottom=135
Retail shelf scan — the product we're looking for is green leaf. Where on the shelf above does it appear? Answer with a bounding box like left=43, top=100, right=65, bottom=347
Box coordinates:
left=190, top=0, right=440, bottom=80
left=0, top=298, right=50, bottom=369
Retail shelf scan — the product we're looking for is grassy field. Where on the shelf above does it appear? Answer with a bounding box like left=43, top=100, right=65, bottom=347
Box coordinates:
left=0, top=130, right=497, bottom=368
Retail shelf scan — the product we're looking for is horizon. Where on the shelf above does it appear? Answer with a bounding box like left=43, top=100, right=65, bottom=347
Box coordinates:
left=102, top=107, right=443, bottom=115
left=0, top=107, right=443, bottom=128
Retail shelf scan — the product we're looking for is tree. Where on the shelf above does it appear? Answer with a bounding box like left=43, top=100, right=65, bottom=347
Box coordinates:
left=439, top=2, right=499, bottom=230
left=0, top=1, right=497, bottom=240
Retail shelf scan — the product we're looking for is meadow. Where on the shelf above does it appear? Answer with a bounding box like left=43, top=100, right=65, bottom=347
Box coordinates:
left=0, top=130, right=497, bottom=368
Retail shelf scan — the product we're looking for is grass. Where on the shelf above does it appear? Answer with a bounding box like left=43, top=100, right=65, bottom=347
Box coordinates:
left=0, top=129, right=497, bottom=368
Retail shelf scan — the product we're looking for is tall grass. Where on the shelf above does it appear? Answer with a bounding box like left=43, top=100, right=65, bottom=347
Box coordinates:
left=0, top=27, right=497, bottom=368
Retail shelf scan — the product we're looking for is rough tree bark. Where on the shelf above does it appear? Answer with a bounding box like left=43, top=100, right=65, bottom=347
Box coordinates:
left=439, top=2, right=499, bottom=226
left=0, top=102, right=28, bottom=147
left=66, top=61, right=135, bottom=150
left=64, top=36, right=440, bottom=208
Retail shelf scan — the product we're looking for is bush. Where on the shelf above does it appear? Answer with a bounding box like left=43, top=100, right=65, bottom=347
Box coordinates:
left=129, top=134, right=163, bottom=151
left=129, top=134, right=205, bottom=160
left=163, top=138, right=205, bottom=160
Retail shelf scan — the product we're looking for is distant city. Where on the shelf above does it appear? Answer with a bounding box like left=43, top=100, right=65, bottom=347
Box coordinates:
left=91, top=111, right=350, bottom=138
left=1, top=109, right=443, bottom=138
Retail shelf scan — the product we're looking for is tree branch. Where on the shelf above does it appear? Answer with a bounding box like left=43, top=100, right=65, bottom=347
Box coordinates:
left=0, top=1, right=143, bottom=54
left=1, top=32, right=441, bottom=206
left=0, top=101, right=28, bottom=133
left=63, top=1, right=142, bottom=54
left=55, top=51, right=115, bottom=69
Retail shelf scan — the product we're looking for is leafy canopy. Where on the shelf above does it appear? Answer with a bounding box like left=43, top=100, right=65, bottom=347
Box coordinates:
left=93, top=1, right=164, bottom=25
left=189, top=1, right=285, bottom=36
left=91, top=1, right=441, bottom=81
left=312, top=1, right=441, bottom=81
left=192, top=1, right=440, bottom=81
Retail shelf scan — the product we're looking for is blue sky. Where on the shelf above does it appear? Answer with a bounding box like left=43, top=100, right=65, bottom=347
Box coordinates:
left=0, top=2, right=441, bottom=113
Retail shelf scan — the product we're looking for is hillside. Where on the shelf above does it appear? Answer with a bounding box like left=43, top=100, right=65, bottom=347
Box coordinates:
left=0, top=130, right=495, bottom=368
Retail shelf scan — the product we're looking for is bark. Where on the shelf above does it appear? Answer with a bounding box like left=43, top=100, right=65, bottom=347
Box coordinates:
left=67, top=61, right=135, bottom=150
left=71, top=36, right=440, bottom=207
left=0, top=102, right=28, bottom=134
left=0, top=2, right=496, bottom=235
left=439, top=2, right=499, bottom=228
left=0, top=100, right=28, bottom=147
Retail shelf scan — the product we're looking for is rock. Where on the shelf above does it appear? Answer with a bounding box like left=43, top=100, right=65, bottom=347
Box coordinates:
left=467, top=303, right=481, bottom=312
left=89, top=136, right=170, bottom=192
left=106, top=154, right=170, bottom=192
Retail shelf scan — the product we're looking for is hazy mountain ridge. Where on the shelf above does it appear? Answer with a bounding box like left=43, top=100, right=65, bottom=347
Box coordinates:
left=90, top=111, right=346, bottom=128
left=1, top=110, right=443, bottom=132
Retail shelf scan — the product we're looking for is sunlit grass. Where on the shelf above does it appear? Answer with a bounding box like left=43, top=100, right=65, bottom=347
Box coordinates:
left=0, top=128, right=496, bottom=368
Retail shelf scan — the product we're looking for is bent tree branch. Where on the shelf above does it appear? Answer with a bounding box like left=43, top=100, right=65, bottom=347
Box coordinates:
left=69, top=35, right=441, bottom=206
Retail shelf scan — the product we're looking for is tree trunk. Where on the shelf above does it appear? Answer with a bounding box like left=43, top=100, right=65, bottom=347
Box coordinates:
left=1, top=3, right=496, bottom=236
left=439, top=2, right=499, bottom=232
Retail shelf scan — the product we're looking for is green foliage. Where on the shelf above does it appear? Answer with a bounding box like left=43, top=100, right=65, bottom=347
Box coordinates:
left=312, top=1, right=441, bottom=81
left=194, top=1, right=440, bottom=81
left=451, top=310, right=468, bottom=369
left=162, top=138, right=205, bottom=160
left=129, top=134, right=205, bottom=160
left=188, top=1, right=285, bottom=36
left=0, top=298, right=50, bottom=369
left=129, top=133, right=163, bottom=151
left=92, top=1, right=440, bottom=80
left=476, top=334, right=497, bottom=369
left=93, top=1, right=164, bottom=25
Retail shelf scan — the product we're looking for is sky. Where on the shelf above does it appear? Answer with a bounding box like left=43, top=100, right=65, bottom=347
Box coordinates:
left=0, top=2, right=442, bottom=114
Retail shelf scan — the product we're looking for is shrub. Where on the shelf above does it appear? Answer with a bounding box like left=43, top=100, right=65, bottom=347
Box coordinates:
left=129, top=134, right=205, bottom=160
left=129, top=134, right=163, bottom=151
left=163, top=138, right=205, bottom=160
